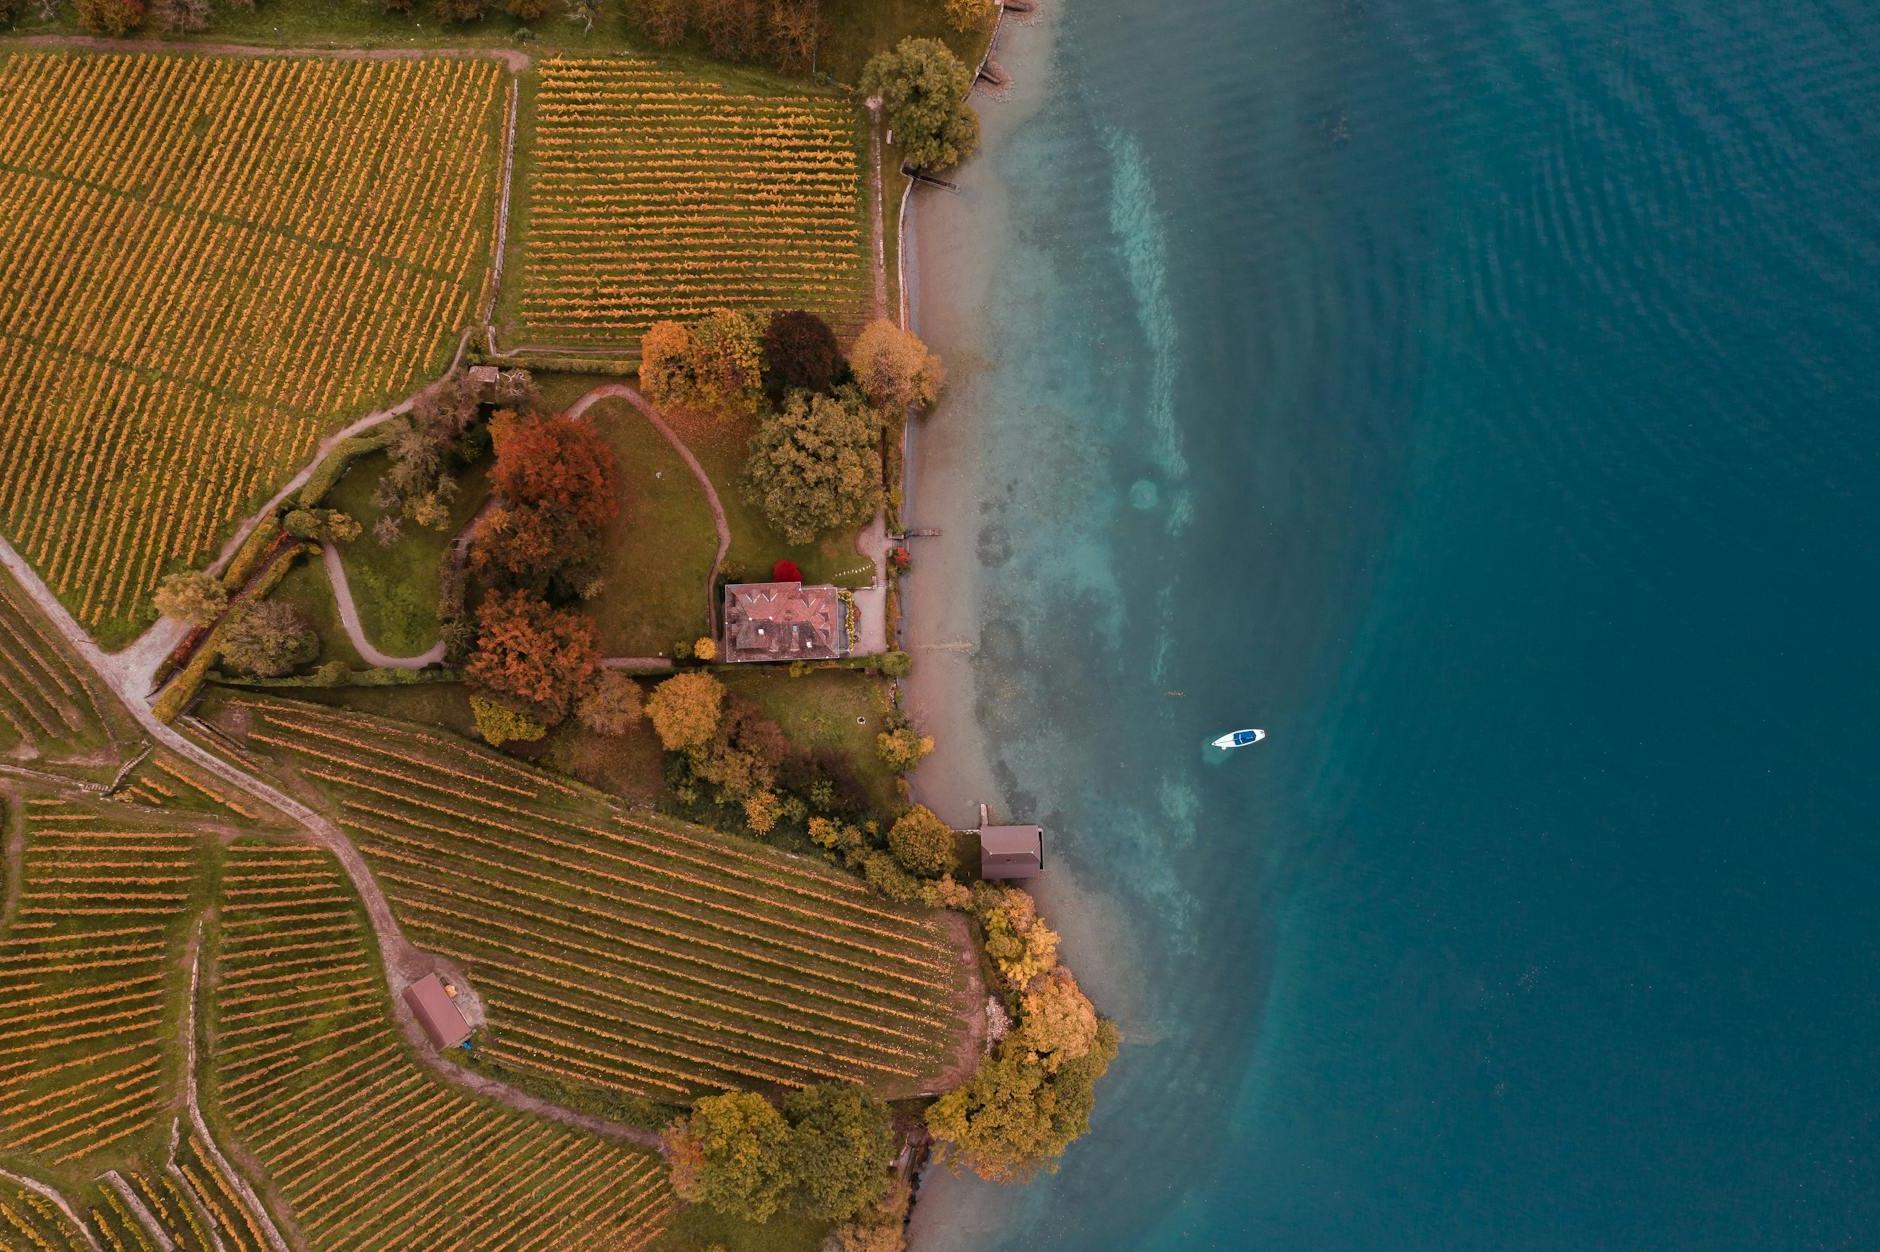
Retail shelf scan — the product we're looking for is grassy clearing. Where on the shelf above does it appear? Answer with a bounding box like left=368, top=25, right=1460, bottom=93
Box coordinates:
left=585, top=398, right=718, bottom=657
left=721, top=667, right=902, bottom=813
left=214, top=695, right=967, bottom=1103
left=264, top=555, right=368, bottom=672
left=209, top=838, right=674, bottom=1249
left=324, top=451, right=491, bottom=657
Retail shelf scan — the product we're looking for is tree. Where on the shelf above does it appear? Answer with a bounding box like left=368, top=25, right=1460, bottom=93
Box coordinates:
left=782, top=1084, right=893, bottom=1221
left=696, top=0, right=762, bottom=60
left=284, top=508, right=362, bottom=544
left=663, top=1092, right=792, bottom=1223
left=973, top=883, right=1060, bottom=989
left=848, top=320, right=944, bottom=411
left=575, top=671, right=644, bottom=736
left=470, top=694, right=549, bottom=746
left=861, top=38, right=980, bottom=172
left=887, top=805, right=956, bottom=877
left=860, top=851, right=922, bottom=903
left=219, top=601, right=317, bottom=678
left=743, top=789, right=782, bottom=834
left=764, top=310, right=844, bottom=399
left=691, top=309, right=766, bottom=419
left=685, top=698, right=787, bottom=803
left=640, top=320, right=696, bottom=410
left=925, top=1022, right=1120, bottom=1183
left=154, top=571, right=228, bottom=626
left=74, top=0, right=144, bottom=34
left=875, top=724, right=934, bottom=772
left=745, top=387, right=883, bottom=546
left=149, top=0, right=210, bottom=33
left=944, top=0, right=993, bottom=32
left=765, top=0, right=820, bottom=73
left=472, top=410, right=618, bottom=592
left=432, top=0, right=487, bottom=20
left=504, top=0, right=549, bottom=17
left=631, top=0, right=690, bottom=43
left=645, top=671, right=726, bottom=751
left=1014, top=967, right=1100, bottom=1072
left=465, top=591, right=600, bottom=722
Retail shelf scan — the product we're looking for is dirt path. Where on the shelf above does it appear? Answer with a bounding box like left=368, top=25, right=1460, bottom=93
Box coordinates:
left=1, top=34, right=530, bottom=72
left=564, top=383, right=732, bottom=636
left=0, top=533, right=665, bottom=1155
left=319, top=544, right=446, bottom=669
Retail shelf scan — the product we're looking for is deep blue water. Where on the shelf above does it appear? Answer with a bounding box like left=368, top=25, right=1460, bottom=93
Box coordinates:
left=928, top=0, right=1880, bottom=1246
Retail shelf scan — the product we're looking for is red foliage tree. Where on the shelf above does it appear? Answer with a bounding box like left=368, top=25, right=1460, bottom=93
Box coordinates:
left=465, top=590, right=600, bottom=721
left=472, top=411, right=621, bottom=590
left=771, top=559, right=802, bottom=582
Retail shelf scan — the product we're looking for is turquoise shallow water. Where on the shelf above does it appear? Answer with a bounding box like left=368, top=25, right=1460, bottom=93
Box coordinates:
left=926, top=0, right=1880, bottom=1246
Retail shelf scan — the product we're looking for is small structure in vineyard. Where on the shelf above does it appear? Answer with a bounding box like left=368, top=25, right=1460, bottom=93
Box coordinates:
left=722, top=580, right=844, bottom=663
left=403, top=973, right=473, bottom=1049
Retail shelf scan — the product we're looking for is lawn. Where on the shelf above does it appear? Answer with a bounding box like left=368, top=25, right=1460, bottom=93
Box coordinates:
left=721, top=667, right=902, bottom=814
left=584, top=398, right=718, bottom=657
left=263, top=555, right=368, bottom=672
left=324, top=450, right=491, bottom=657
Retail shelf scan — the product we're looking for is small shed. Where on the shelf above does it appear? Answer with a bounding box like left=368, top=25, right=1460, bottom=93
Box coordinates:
left=980, top=825, right=1044, bottom=880
left=466, top=364, right=501, bottom=404
left=403, top=973, right=472, bottom=1049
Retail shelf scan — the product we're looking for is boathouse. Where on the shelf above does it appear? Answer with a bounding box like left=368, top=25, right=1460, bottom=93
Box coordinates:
left=722, top=581, right=844, bottom=663
left=403, top=973, right=472, bottom=1049
left=980, top=825, right=1045, bottom=880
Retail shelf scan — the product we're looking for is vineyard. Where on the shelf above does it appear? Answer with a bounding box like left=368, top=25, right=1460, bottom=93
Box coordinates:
left=0, top=797, right=207, bottom=1175
left=0, top=52, right=505, bottom=643
left=512, top=56, right=871, bottom=348
left=223, top=696, right=967, bottom=1101
left=211, top=840, right=673, bottom=1250
left=0, top=562, right=125, bottom=767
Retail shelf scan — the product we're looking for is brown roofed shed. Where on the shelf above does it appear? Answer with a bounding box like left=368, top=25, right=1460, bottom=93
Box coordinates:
left=980, top=825, right=1044, bottom=880
left=403, top=973, right=472, bottom=1049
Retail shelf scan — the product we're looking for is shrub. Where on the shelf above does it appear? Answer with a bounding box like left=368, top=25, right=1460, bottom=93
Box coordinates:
left=921, top=874, right=973, bottom=911
left=219, top=601, right=318, bottom=678
left=848, top=320, right=944, bottom=412
left=772, top=558, right=803, bottom=581
left=875, top=725, right=934, bottom=773
left=743, top=789, right=782, bottom=834
left=887, top=805, right=956, bottom=878
left=860, top=851, right=922, bottom=903
left=75, top=0, right=145, bottom=35
left=154, top=570, right=228, bottom=627
left=645, top=671, right=726, bottom=751
left=878, top=650, right=912, bottom=679
left=692, top=636, right=718, bottom=662
left=576, top=671, right=644, bottom=736
left=471, top=694, right=549, bottom=746
left=284, top=507, right=362, bottom=544
left=861, top=38, right=980, bottom=172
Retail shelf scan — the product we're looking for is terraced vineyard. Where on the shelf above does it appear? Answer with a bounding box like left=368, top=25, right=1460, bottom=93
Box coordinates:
left=514, top=56, right=870, bottom=348
left=0, top=562, right=124, bottom=765
left=225, top=696, right=966, bottom=1100
left=0, top=797, right=207, bottom=1173
left=210, top=840, right=674, bottom=1250
left=0, top=52, right=505, bottom=643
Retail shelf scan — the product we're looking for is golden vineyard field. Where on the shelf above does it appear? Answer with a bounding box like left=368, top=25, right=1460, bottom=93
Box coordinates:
left=0, top=52, right=504, bottom=645
left=513, top=56, right=871, bottom=349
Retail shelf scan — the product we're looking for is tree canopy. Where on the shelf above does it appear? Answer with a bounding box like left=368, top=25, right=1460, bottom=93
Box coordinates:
left=645, top=671, right=727, bottom=751
left=465, top=590, right=600, bottom=722
left=640, top=310, right=765, bottom=420
left=862, top=38, right=981, bottom=172
left=575, top=671, right=644, bottom=737
left=744, top=386, right=883, bottom=546
left=848, top=320, right=944, bottom=411
left=925, top=1020, right=1120, bottom=1183
left=154, top=570, right=227, bottom=626
left=781, top=1084, right=895, bottom=1221
left=764, top=310, right=845, bottom=399
left=664, top=1084, right=892, bottom=1225
left=471, top=409, right=618, bottom=593
left=887, top=805, right=957, bottom=878
left=218, top=601, right=317, bottom=678
left=663, top=1091, right=793, bottom=1223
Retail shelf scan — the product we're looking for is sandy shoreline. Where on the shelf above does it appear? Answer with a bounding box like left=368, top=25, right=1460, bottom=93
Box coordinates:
left=898, top=10, right=1060, bottom=1248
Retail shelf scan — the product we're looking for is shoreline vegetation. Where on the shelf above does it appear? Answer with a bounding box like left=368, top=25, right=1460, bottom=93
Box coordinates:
left=0, top=2, right=1111, bottom=1250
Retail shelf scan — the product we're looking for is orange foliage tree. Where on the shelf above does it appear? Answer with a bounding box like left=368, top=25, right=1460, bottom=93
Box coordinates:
left=465, top=590, right=601, bottom=721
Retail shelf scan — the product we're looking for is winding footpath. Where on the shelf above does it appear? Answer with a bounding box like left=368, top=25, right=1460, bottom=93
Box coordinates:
left=0, top=534, right=666, bottom=1155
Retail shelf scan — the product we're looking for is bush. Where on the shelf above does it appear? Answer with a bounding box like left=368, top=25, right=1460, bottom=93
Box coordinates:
left=887, top=805, right=956, bottom=877
left=154, top=571, right=228, bottom=627
left=576, top=671, right=644, bottom=736
left=219, top=601, right=318, bottom=678
left=471, top=694, right=549, bottom=746
left=875, top=724, right=934, bottom=772
left=772, top=558, right=803, bottom=582
left=75, top=0, right=145, bottom=35
left=743, top=789, right=782, bottom=834
left=645, top=671, right=727, bottom=751
left=860, top=850, right=923, bottom=903
left=692, top=636, right=718, bottom=662
left=878, top=650, right=912, bottom=679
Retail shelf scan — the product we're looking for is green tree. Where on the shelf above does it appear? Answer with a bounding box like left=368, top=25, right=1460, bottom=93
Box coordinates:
left=470, top=694, right=549, bottom=746
left=861, top=38, right=981, bottom=172
left=745, top=386, right=883, bottom=546
left=782, top=1084, right=894, bottom=1221
left=663, top=1092, right=793, bottom=1223
left=218, top=601, right=318, bottom=678
left=691, top=308, right=766, bottom=419
left=925, top=1021, right=1120, bottom=1183
left=645, top=671, right=727, bottom=751
left=848, top=320, right=944, bottom=411
left=887, top=805, right=957, bottom=878
left=973, top=882, right=1060, bottom=989
left=153, top=570, right=228, bottom=627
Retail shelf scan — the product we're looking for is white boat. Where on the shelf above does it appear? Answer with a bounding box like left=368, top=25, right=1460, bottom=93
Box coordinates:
left=1212, top=729, right=1266, bottom=750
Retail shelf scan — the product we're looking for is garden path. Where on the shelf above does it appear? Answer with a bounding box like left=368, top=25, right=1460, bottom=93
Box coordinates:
left=320, top=542, right=447, bottom=668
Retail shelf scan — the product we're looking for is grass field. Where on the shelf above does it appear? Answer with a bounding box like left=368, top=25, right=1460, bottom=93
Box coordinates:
left=209, top=839, right=674, bottom=1249
left=0, top=796, right=209, bottom=1179
left=505, top=56, right=872, bottom=352
left=0, top=52, right=505, bottom=645
left=721, top=668, right=902, bottom=813
left=216, top=696, right=968, bottom=1102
